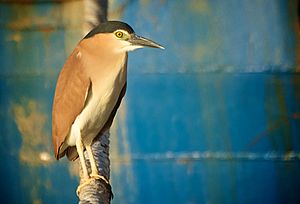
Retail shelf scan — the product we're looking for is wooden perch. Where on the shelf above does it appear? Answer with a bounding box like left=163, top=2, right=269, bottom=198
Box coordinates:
left=78, top=130, right=113, bottom=204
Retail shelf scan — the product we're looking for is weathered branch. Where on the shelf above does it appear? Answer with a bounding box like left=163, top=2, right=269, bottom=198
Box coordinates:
left=78, top=130, right=113, bottom=204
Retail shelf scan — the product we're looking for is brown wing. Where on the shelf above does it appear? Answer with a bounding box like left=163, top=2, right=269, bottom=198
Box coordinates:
left=52, top=48, right=91, bottom=160
left=65, top=54, right=128, bottom=161
left=65, top=83, right=127, bottom=161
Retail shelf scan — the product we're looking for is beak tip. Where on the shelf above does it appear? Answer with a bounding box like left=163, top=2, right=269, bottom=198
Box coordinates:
left=132, top=34, right=165, bottom=50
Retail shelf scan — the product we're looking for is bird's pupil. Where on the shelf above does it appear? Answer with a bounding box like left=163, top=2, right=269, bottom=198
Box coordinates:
left=116, top=31, right=123, bottom=38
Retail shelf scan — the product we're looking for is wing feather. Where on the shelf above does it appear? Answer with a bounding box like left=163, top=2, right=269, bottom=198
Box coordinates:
left=65, top=55, right=128, bottom=161
left=52, top=48, right=91, bottom=160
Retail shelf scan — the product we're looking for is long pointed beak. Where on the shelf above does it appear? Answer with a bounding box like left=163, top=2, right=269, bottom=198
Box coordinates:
left=129, top=34, right=165, bottom=49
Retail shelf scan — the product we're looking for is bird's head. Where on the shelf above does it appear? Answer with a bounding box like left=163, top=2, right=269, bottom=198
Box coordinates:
left=83, top=21, right=164, bottom=53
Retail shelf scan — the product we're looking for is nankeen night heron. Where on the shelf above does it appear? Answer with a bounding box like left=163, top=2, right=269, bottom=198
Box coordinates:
left=51, top=21, right=164, bottom=193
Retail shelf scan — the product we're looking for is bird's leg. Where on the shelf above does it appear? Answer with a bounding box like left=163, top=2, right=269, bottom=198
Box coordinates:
left=76, top=137, right=89, bottom=179
left=86, top=144, right=109, bottom=184
left=76, top=137, right=91, bottom=195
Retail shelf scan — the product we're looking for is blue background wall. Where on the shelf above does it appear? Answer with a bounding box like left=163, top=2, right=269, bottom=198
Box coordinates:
left=0, top=0, right=300, bottom=203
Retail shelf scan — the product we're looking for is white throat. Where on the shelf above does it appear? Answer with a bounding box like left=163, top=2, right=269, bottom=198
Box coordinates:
left=116, top=41, right=143, bottom=53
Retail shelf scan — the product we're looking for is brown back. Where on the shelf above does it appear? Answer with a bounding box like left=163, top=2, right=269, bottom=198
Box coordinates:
left=52, top=48, right=91, bottom=159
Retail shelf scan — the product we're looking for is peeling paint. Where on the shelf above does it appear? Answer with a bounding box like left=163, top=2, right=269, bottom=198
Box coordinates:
left=111, top=151, right=300, bottom=162
left=189, top=0, right=210, bottom=14
left=6, top=32, right=23, bottom=42
left=33, top=199, right=42, bottom=204
left=12, top=99, right=55, bottom=202
left=68, top=160, right=80, bottom=178
left=108, top=0, right=132, bottom=20
left=141, top=0, right=150, bottom=7
left=6, top=4, right=59, bottom=31
left=111, top=100, right=130, bottom=166
left=110, top=99, right=138, bottom=200
left=1, top=0, right=300, bottom=203
left=12, top=99, right=53, bottom=166
left=287, top=0, right=300, bottom=72
left=62, top=0, right=85, bottom=54
left=1, top=0, right=90, bottom=203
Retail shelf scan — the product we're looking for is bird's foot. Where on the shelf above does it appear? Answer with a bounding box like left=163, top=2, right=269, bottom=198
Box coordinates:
left=76, top=175, right=109, bottom=196
left=90, top=173, right=109, bottom=184
left=76, top=178, right=93, bottom=196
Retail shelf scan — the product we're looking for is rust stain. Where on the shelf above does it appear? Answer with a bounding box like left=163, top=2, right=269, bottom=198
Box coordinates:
left=189, top=0, right=210, bottom=14
left=7, top=6, right=57, bottom=31
left=291, top=112, right=300, bottom=119
left=292, top=0, right=300, bottom=72
left=271, top=78, right=293, bottom=152
left=110, top=99, right=138, bottom=200
left=7, top=17, right=34, bottom=30
left=192, top=14, right=222, bottom=70
left=39, top=26, right=55, bottom=33
left=33, top=199, right=42, bottom=204
left=12, top=99, right=53, bottom=166
left=246, top=118, right=285, bottom=149
left=68, top=160, right=80, bottom=178
left=248, top=78, right=295, bottom=151
left=6, top=32, right=23, bottom=43
left=108, top=0, right=131, bottom=20
left=141, top=0, right=150, bottom=6
left=20, top=166, right=52, bottom=204
left=5, top=1, right=83, bottom=32
left=110, top=100, right=132, bottom=171
left=61, top=0, right=85, bottom=53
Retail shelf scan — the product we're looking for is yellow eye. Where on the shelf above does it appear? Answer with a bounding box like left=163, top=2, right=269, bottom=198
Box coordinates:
left=115, top=31, right=124, bottom=38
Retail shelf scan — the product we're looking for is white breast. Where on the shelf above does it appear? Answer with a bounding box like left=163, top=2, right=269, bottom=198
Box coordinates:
left=66, top=53, right=127, bottom=146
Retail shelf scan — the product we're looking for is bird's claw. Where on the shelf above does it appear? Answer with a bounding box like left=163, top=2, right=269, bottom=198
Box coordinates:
left=90, top=173, right=109, bottom=184
left=76, top=178, right=92, bottom=196
left=76, top=175, right=109, bottom=196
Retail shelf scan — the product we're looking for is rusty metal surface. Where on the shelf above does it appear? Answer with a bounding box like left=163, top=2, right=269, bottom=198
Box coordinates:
left=109, top=0, right=300, bottom=204
left=1, top=0, right=300, bottom=204
left=0, top=0, right=84, bottom=203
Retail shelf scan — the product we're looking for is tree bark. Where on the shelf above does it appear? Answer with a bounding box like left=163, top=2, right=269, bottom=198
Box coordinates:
left=78, top=130, right=113, bottom=204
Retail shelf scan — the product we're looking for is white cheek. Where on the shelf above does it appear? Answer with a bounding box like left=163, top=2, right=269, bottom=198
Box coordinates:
left=122, top=45, right=143, bottom=52
left=116, top=41, right=143, bottom=53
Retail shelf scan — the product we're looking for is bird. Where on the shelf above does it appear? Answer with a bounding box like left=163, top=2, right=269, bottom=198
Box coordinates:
left=51, top=21, right=164, bottom=192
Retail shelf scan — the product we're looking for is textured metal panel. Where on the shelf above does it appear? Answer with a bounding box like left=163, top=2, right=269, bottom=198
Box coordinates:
left=0, top=1, right=84, bottom=203
left=1, top=0, right=300, bottom=204
left=109, top=0, right=300, bottom=204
